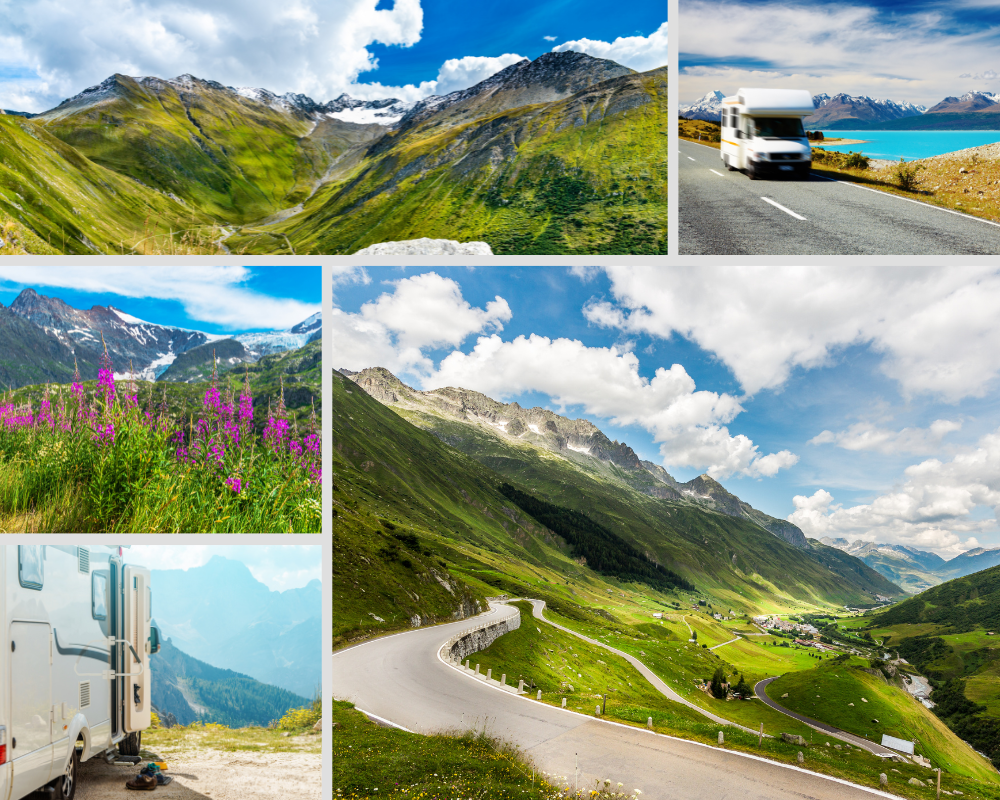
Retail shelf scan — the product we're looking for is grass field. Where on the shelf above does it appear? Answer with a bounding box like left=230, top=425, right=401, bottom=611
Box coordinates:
left=0, top=355, right=320, bottom=532
left=332, top=700, right=565, bottom=800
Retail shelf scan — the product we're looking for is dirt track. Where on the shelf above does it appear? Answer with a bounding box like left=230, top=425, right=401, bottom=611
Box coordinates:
left=75, top=747, right=321, bottom=799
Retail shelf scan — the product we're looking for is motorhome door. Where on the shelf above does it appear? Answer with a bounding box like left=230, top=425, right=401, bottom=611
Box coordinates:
left=122, top=566, right=151, bottom=732
left=9, top=621, right=53, bottom=798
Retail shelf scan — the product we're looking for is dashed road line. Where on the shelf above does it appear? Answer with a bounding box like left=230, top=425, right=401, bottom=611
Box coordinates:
left=709, top=169, right=724, bottom=177
left=761, top=196, right=807, bottom=220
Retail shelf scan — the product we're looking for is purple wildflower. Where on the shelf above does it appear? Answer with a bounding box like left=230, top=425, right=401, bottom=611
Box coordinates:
left=225, top=476, right=242, bottom=494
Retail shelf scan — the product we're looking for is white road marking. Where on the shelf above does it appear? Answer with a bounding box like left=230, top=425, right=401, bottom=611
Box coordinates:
left=709, top=169, right=724, bottom=177
left=761, top=196, right=807, bottom=220
left=687, top=156, right=696, bottom=161
left=812, top=174, right=1000, bottom=228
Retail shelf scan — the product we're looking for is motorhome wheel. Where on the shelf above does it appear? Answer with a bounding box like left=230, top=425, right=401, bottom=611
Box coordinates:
left=119, top=732, right=142, bottom=757
left=57, top=747, right=79, bottom=800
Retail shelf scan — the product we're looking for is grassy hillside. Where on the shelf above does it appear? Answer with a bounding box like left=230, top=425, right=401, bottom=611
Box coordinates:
left=234, top=68, right=668, bottom=255
left=39, top=75, right=320, bottom=224
left=385, top=398, right=901, bottom=611
left=769, top=656, right=998, bottom=782
left=0, top=115, right=205, bottom=254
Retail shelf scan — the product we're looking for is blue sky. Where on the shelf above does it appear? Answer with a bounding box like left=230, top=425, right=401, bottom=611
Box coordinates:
left=679, top=0, right=1000, bottom=105
left=122, top=545, right=321, bottom=591
left=333, top=266, right=1000, bottom=557
left=0, top=266, right=320, bottom=334
left=0, top=0, right=666, bottom=112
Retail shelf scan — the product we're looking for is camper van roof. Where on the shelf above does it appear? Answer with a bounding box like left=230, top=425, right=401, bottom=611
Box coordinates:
left=724, top=88, right=814, bottom=116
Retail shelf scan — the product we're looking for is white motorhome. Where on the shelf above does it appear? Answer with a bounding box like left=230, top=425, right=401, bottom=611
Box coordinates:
left=719, top=88, right=815, bottom=179
left=0, top=546, right=159, bottom=800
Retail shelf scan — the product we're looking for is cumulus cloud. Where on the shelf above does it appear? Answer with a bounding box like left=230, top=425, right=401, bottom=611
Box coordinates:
left=429, top=334, right=795, bottom=480
left=679, top=0, right=1000, bottom=106
left=331, top=272, right=511, bottom=376
left=0, top=0, right=431, bottom=111
left=431, top=54, right=526, bottom=95
left=789, top=428, right=1000, bottom=555
left=553, top=21, right=667, bottom=73
left=809, top=419, right=962, bottom=455
left=332, top=271, right=796, bottom=479
left=0, top=265, right=318, bottom=329
left=585, top=266, right=1000, bottom=402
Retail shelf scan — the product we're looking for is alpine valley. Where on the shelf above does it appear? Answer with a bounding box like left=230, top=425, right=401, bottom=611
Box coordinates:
left=332, top=365, right=906, bottom=650
left=332, top=365, right=1000, bottom=794
left=0, top=51, right=667, bottom=255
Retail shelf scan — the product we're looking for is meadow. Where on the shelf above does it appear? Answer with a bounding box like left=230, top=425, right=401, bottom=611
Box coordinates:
left=0, top=348, right=320, bottom=532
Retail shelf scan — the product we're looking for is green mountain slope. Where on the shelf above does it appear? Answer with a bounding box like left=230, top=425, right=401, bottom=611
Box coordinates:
left=38, top=74, right=323, bottom=223
left=233, top=67, right=668, bottom=255
left=345, top=367, right=903, bottom=606
left=152, top=638, right=309, bottom=727
left=333, top=368, right=904, bottom=646
left=0, top=114, right=198, bottom=254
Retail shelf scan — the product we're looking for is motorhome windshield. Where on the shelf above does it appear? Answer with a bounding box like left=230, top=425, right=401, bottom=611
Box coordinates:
left=751, top=117, right=805, bottom=139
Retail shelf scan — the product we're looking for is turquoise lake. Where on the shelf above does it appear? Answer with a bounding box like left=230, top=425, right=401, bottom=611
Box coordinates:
left=816, top=130, right=1000, bottom=160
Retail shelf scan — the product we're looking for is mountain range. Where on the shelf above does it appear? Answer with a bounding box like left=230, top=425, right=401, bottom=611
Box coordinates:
left=680, top=88, right=1000, bottom=129
left=0, top=287, right=320, bottom=389
left=152, top=637, right=310, bottom=728
left=820, top=538, right=1000, bottom=594
left=0, top=50, right=667, bottom=255
left=333, top=366, right=903, bottom=649
left=150, top=555, right=321, bottom=699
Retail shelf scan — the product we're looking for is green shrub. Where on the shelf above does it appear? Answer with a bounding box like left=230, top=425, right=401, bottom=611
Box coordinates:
left=894, top=158, right=924, bottom=191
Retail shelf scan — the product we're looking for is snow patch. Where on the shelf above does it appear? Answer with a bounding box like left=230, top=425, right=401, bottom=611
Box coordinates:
left=110, top=307, right=149, bottom=325
left=326, top=104, right=410, bottom=125
left=567, top=443, right=591, bottom=455
left=528, top=424, right=540, bottom=434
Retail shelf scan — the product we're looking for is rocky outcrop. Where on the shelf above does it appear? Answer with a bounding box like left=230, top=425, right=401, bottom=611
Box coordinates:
left=353, top=238, right=493, bottom=255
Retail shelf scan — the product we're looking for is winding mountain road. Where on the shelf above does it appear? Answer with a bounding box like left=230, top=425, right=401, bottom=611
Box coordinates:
left=333, top=602, right=896, bottom=798
left=678, top=139, right=1000, bottom=254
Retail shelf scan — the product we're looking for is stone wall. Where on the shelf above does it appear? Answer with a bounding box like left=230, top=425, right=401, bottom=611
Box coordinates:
left=443, top=605, right=520, bottom=662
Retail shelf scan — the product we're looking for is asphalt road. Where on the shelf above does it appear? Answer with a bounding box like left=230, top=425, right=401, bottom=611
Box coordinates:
left=333, top=603, right=896, bottom=799
left=755, top=677, right=897, bottom=757
left=678, top=139, right=1000, bottom=254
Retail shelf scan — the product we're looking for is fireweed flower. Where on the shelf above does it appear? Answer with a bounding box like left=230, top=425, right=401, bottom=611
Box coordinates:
left=225, top=476, right=242, bottom=494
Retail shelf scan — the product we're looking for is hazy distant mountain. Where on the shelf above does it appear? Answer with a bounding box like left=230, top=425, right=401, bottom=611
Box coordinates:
left=151, top=556, right=321, bottom=697
left=152, top=638, right=309, bottom=727
left=819, top=537, right=1000, bottom=593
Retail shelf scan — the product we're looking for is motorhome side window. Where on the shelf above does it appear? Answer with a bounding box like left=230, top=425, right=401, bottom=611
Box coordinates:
left=93, top=572, right=108, bottom=619
left=18, top=544, right=43, bottom=589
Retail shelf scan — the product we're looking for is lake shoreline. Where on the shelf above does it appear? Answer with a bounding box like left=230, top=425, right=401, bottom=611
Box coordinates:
left=817, top=129, right=1000, bottom=161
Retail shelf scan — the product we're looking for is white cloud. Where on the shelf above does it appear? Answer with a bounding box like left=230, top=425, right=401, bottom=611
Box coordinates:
left=431, top=54, right=526, bottom=95
left=553, top=21, right=667, bottom=73
left=809, top=419, right=962, bottom=455
left=679, top=0, right=1000, bottom=106
left=543, top=35, right=557, bottom=42
left=959, top=70, right=998, bottom=80
left=430, top=333, right=796, bottom=479
left=586, top=266, right=1000, bottom=402
left=123, top=545, right=321, bottom=591
left=332, top=267, right=370, bottom=291
left=333, top=271, right=796, bottom=480
left=1, top=0, right=429, bottom=111
left=330, top=271, right=511, bottom=376
left=0, top=266, right=318, bottom=329
left=789, top=428, right=1000, bottom=555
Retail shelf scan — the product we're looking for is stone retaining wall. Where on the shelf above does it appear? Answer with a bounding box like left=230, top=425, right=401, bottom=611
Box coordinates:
left=442, top=605, right=520, bottom=662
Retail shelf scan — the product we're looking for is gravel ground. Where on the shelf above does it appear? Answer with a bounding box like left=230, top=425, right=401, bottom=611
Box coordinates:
left=75, top=748, right=321, bottom=800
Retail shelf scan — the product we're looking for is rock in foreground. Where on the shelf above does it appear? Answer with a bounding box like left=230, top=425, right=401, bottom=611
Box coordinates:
left=353, top=238, right=493, bottom=255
